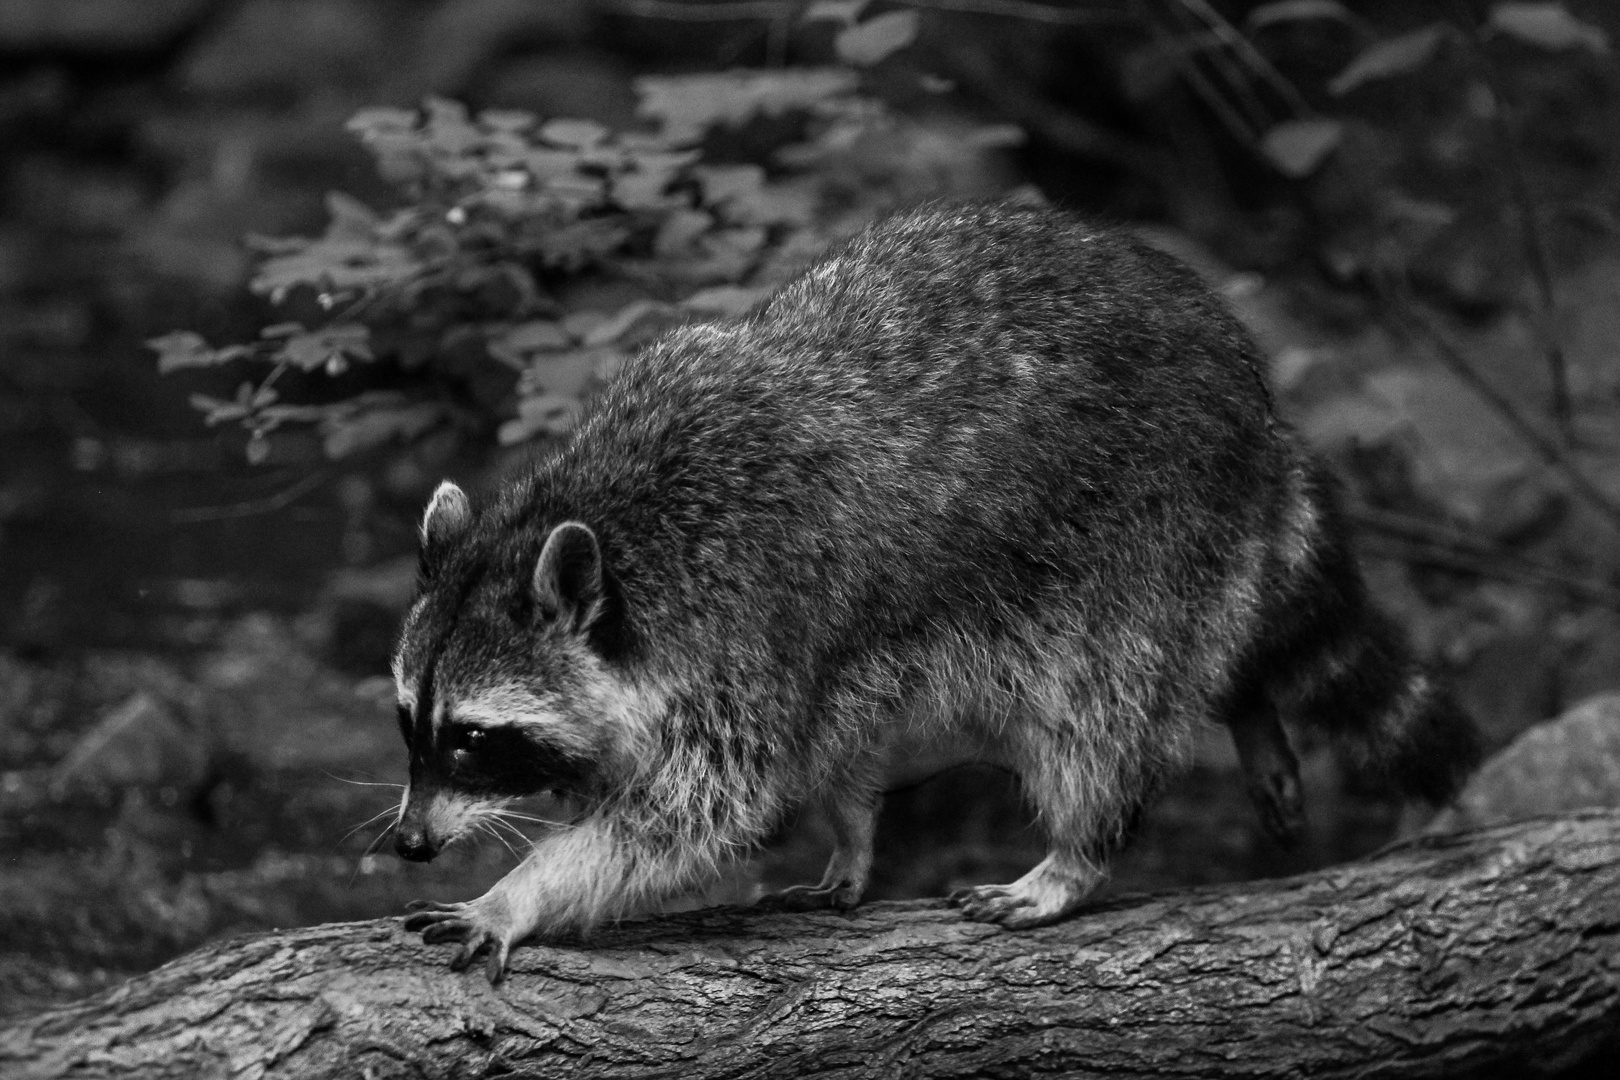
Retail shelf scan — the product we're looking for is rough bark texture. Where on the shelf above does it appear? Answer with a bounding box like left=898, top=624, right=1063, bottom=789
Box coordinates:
left=4, top=812, right=1619, bottom=1079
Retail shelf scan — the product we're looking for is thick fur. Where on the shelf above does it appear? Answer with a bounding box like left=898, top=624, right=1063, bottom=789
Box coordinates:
left=393, top=203, right=1481, bottom=978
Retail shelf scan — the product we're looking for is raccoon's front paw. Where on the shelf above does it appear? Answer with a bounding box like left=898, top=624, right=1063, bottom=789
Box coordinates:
left=403, top=894, right=528, bottom=983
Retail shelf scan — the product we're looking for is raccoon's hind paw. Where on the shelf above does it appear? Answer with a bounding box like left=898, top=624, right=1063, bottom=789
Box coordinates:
left=948, top=856, right=1100, bottom=929
left=1244, top=761, right=1306, bottom=846
left=404, top=899, right=515, bottom=983
left=754, top=882, right=863, bottom=913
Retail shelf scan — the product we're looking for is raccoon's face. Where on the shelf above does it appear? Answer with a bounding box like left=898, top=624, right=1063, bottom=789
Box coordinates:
left=392, top=481, right=646, bottom=862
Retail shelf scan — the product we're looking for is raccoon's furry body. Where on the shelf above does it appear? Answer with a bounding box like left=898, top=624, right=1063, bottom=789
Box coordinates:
left=395, top=203, right=1481, bottom=979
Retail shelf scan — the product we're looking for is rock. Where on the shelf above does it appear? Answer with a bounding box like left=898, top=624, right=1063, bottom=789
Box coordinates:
left=1428, top=693, right=1620, bottom=833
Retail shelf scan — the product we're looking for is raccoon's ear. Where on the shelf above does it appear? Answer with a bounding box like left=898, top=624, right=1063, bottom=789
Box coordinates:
left=421, top=481, right=472, bottom=549
left=533, top=522, right=604, bottom=629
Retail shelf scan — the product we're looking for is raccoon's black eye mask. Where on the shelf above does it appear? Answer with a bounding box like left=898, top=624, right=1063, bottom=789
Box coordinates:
left=436, top=721, right=592, bottom=799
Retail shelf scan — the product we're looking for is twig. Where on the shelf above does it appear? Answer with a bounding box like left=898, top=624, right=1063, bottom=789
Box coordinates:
left=1351, top=506, right=1620, bottom=609
left=1440, top=0, right=1572, bottom=438
left=606, top=0, right=1135, bottom=25
left=171, top=470, right=330, bottom=524
left=939, top=39, right=1171, bottom=174
left=1387, top=298, right=1620, bottom=536
left=1163, top=2, right=1273, bottom=140
left=1174, top=0, right=1313, bottom=119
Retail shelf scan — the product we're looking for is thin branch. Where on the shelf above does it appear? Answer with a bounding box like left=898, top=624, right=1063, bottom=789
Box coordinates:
left=1174, top=0, right=1313, bottom=119
left=1164, top=1, right=1274, bottom=138
left=939, top=39, right=1172, bottom=174
left=1386, top=297, right=1620, bottom=536
left=1353, top=506, right=1620, bottom=609
left=1440, top=0, right=1572, bottom=437
left=605, top=0, right=1136, bottom=25
left=171, top=470, right=329, bottom=524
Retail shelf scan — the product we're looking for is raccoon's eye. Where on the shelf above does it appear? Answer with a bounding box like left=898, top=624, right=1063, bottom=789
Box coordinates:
left=451, top=727, right=486, bottom=754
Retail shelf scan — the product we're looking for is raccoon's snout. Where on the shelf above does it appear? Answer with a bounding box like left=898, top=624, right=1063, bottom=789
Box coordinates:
left=395, top=823, right=440, bottom=862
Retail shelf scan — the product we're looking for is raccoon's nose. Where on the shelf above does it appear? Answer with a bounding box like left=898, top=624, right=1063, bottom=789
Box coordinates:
left=395, top=824, right=439, bottom=862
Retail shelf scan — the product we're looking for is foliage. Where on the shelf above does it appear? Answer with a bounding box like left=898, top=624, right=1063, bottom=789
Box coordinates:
left=150, top=3, right=1020, bottom=462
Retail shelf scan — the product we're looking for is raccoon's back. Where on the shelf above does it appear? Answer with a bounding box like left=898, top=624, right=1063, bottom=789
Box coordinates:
left=522, top=205, right=1292, bottom=656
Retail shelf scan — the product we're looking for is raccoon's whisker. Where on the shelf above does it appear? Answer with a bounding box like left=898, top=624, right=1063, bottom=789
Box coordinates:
left=348, top=820, right=397, bottom=889
left=324, top=771, right=405, bottom=790
left=492, top=809, right=556, bottom=827
left=338, top=805, right=399, bottom=846
left=478, top=819, right=521, bottom=861
left=489, top=813, right=538, bottom=850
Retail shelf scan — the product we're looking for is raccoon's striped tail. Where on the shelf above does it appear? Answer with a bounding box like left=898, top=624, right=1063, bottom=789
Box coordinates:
left=1285, top=604, right=1482, bottom=805
left=1243, top=463, right=1483, bottom=808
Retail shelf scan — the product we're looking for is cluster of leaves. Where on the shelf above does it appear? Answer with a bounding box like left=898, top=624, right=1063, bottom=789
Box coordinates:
left=150, top=1, right=1021, bottom=462
left=1246, top=1, right=1609, bottom=178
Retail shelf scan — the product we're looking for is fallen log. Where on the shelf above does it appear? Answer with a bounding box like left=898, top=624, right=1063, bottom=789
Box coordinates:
left=4, top=811, right=1619, bottom=1079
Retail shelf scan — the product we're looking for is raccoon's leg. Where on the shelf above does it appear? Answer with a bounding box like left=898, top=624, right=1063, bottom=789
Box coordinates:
left=405, top=812, right=697, bottom=982
left=1220, top=676, right=1306, bottom=845
left=756, top=776, right=880, bottom=912
left=950, top=704, right=1155, bottom=929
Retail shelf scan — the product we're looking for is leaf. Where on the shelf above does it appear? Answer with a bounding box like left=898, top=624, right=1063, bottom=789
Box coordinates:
left=1246, top=1, right=1354, bottom=31
left=1488, top=2, right=1608, bottom=53
left=521, top=350, right=608, bottom=398
left=478, top=108, right=537, bottom=132
left=492, top=320, right=571, bottom=355
left=345, top=107, right=418, bottom=136
left=635, top=69, right=860, bottom=143
left=534, top=219, right=632, bottom=271
left=324, top=191, right=379, bottom=239
left=835, top=10, right=921, bottom=67
left=275, top=325, right=373, bottom=373
left=693, top=164, right=766, bottom=208
left=803, top=0, right=868, bottom=25
left=582, top=300, right=674, bottom=347
left=149, top=331, right=247, bottom=373
left=322, top=399, right=442, bottom=459
left=610, top=170, right=681, bottom=211
left=1260, top=119, right=1344, bottom=177
left=1303, top=369, right=1536, bottom=523
left=188, top=393, right=251, bottom=425
left=422, top=97, right=482, bottom=156
left=540, top=118, right=610, bottom=149
left=499, top=393, right=580, bottom=444
left=250, top=238, right=421, bottom=300
left=654, top=209, right=716, bottom=256
left=682, top=285, right=770, bottom=316
left=1329, top=23, right=1450, bottom=95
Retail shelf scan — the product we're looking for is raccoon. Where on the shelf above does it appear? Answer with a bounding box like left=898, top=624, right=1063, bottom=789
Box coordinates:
left=394, top=202, right=1481, bottom=980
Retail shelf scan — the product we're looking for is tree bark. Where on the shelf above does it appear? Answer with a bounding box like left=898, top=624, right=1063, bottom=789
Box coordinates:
left=4, top=812, right=1619, bottom=1080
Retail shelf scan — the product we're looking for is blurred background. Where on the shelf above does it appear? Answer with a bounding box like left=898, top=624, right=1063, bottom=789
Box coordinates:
left=4, top=0, right=1620, bottom=1021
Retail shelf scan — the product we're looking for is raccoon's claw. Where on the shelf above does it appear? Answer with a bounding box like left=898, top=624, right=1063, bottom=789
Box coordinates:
left=1245, top=767, right=1306, bottom=847
left=405, top=899, right=461, bottom=914
left=948, top=859, right=1098, bottom=929
left=403, top=901, right=517, bottom=984
left=950, top=884, right=1059, bottom=929
left=755, top=883, right=862, bottom=913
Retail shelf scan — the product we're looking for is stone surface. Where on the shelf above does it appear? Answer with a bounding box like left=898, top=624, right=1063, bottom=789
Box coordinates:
left=1429, top=693, right=1620, bottom=833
